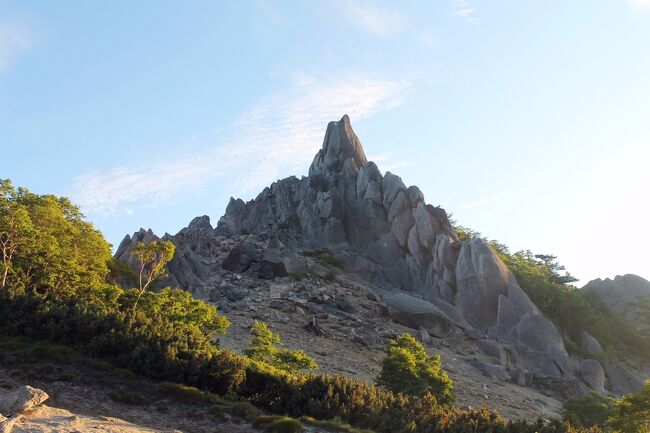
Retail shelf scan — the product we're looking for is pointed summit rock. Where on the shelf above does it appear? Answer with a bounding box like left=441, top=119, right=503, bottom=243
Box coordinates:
left=309, top=114, right=368, bottom=176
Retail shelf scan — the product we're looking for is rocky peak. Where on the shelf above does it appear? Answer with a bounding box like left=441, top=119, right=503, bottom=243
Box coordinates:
left=309, top=114, right=368, bottom=177
left=116, top=115, right=650, bottom=398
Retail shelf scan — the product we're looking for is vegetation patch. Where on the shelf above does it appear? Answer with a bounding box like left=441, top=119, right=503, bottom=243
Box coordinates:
left=254, top=415, right=304, bottom=433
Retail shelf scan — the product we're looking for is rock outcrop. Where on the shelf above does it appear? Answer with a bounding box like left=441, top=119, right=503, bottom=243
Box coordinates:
left=116, top=115, right=643, bottom=396
left=582, top=274, right=650, bottom=332
left=0, top=385, right=48, bottom=417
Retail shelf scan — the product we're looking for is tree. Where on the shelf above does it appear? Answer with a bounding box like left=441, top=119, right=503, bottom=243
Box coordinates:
left=0, top=180, right=34, bottom=288
left=608, top=380, right=650, bottom=433
left=534, top=254, right=578, bottom=285
left=130, top=240, right=175, bottom=311
left=0, top=179, right=111, bottom=295
left=245, top=320, right=318, bottom=373
left=377, top=333, right=454, bottom=404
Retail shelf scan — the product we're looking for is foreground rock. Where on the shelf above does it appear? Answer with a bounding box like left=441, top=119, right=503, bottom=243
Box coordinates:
left=0, top=386, right=48, bottom=417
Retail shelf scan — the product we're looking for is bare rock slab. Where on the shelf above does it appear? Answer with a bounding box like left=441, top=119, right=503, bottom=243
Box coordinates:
left=0, top=386, right=48, bottom=416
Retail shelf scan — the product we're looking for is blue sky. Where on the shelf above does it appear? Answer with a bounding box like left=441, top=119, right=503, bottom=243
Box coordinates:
left=1, top=0, right=649, bottom=285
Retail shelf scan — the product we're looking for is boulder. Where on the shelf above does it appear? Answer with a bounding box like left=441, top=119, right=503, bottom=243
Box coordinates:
left=258, top=256, right=289, bottom=279
left=383, top=292, right=453, bottom=337
left=580, top=331, right=604, bottom=355
left=580, top=359, right=606, bottom=392
left=455, top=238, right=528, bottom=331
left=603, top=362, right=644, bottom=395
left=222, top=241, right=258, bottom=273
left=511, top=313, right=567, bottom=356
left=471, top=361, right=511, bottom=381
left=0, top=385, right=49, bottom=416
left=335, top=296, right=357, bottom=313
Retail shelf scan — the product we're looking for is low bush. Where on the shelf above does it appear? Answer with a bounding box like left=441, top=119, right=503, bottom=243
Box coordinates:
left=230, top=401, right=262, bottom=421
left=254, top=415, right=304, bottom=433
left=562, top=393, right=616, bottom=429
left=109, top=388, right=148, bottom=405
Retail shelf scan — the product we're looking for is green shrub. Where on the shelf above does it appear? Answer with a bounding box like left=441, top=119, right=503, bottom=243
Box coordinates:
left=562, top=392, right=616, bottom=428
left=230, top=401, right=262, bottom=420
left=300, top=416, right=375, bottom=433
left=245, top=320, right=318, bottom=373
left=254, top=415, right=303, bottom=433
left=265, top=417, right=304, bottom=433
left=109, top=388, right=148, bottom=405
left=608, top=380, right=650, bottom=433
left=157, top=382, right=222, bottom=404
left=377, top=333, right=455, bottom=404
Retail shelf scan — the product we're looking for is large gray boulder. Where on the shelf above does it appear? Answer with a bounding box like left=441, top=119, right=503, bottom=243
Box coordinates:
left=455, top=239, right=533, bottom=330
left=0, top=386, right=48, bottom=416
left=580, top=359, right=606, bottom=393
left=383, top=292, right=454, bottom=337
left=603, top=362, right=644, bottom=395
left=222, top=241, right=258, bottom=273
left=580, top=331, right=604, bottom=355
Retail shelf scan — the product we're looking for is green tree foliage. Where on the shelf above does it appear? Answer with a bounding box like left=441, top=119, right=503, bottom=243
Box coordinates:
left=562, top=393, right=616, bottom=429
left=377, top=333, right=454, bottom=404
left=608, top=380, right=650, bottom=433
left=0, top=179, right=111, bottom=295
left=130, top=240, right=175, bottom=311
left=245, top=320, right=318, bottom=373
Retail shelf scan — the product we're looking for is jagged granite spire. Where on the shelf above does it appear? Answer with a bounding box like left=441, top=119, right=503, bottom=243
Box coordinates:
left=309, top=114, right=368, bottom=176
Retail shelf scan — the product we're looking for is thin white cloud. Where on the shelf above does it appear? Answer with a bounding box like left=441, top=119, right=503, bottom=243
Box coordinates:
left=72, top=71, right=413, bottom=216
left=452, top=0, right=477, bottom=19
left=629, top=0, right=650, bottom=12
left=335, top=1, right=408, bottom=38
left=0, top=20, right=31, bottom=71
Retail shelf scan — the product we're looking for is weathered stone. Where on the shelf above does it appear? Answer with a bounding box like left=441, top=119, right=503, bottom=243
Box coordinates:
left=383, top=292, right=453, bottom=337
left=603, top=362, right=644, bottom=395
left=222, top=241, right=258, bottom=273
left=414, top=202, right=440, bottom=251
left=417, top=327, right=433, bottom=345
left=512, top=313, right=567, bottom=356
left=258, top=256, right=289, bottom=279
left=471, top=361, right=511, bottom=381
left=580, top=359, right=605, bottom=393
left=0, top=386, right=49, bottom=416
left=382, top=172, right=407, bottom=210
left=455, top=238, right=513, bottom=330
left=224, top=286, right=246, bottom=302
left=0, top=415, right=20, bottom=433
left=283, top=254, right=307, bottom=274
left=336, top=296, right=357, bottom=313
left=580, top=331, right=604, bottom=355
